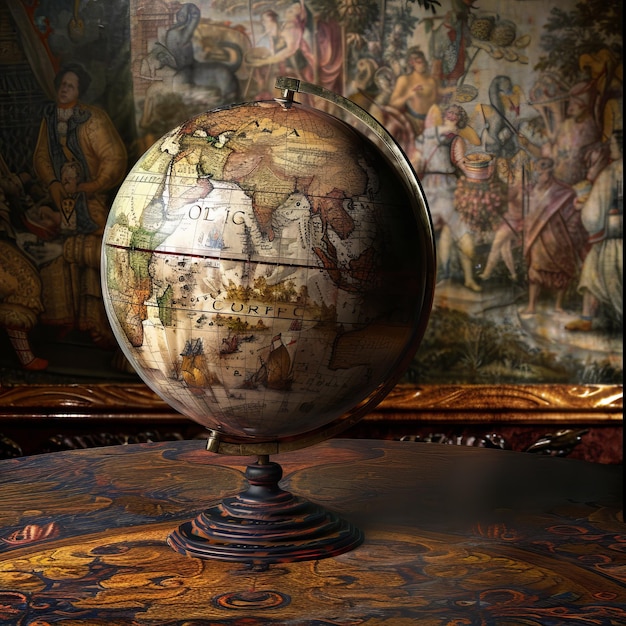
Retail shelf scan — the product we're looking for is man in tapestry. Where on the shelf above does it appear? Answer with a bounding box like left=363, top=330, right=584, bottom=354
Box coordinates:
left=521, top=158, right=586, bottom=314
left=0, top=169, right=48, bottom=370
left=32, top=63, right=127, bottom=347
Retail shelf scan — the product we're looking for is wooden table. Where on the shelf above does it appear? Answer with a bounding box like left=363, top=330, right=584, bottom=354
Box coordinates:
left=0, top=439, right=623, bottom=624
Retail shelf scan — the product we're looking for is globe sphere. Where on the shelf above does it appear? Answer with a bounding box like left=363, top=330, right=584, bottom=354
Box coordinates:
left=102, top=97, right=434, bottom=449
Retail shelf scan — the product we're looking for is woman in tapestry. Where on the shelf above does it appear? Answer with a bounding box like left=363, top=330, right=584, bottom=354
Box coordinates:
left=253, top=2, right=315, bottom=84
left=32, top=63, right=127, bottom=347
left=414, top=104, right=482, bottom=292
left=566, top=129, right=623, bottom=330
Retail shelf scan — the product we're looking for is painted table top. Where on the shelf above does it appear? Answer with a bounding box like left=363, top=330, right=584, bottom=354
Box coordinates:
left=0, top=438, right=623, bottom=625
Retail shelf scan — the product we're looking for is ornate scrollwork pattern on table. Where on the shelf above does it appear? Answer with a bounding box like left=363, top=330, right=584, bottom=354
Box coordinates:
left=0, top=440, right=623, bottom=624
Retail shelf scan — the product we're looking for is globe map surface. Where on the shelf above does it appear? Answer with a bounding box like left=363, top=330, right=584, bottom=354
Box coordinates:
left=102, top=99, right=434, bottom=446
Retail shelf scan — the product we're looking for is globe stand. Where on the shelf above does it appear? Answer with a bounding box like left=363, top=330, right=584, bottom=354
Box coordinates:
left=104, top=77, right=435, bottom=569
left=167, top=455, right=363, bottom=569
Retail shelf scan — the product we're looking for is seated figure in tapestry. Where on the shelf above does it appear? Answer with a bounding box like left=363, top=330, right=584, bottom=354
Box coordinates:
left=4, top=63, right=127, bottom=371
left=0, top=161, right=48, bottom=370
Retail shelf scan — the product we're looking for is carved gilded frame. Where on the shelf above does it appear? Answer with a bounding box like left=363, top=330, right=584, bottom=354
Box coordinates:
left=0, top=383, right=621, bottom=426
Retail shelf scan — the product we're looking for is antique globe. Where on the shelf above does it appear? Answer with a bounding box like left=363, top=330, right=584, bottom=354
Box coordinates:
left=101, top=77, right=435, bottom=567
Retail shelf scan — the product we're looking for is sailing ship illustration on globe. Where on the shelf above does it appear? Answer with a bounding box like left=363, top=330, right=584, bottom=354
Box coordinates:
left=101, top=77, right=435, bottom=565
left=243, top=332, right=293, bottom=391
